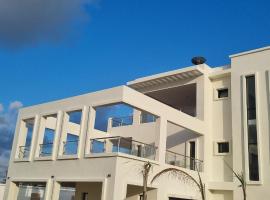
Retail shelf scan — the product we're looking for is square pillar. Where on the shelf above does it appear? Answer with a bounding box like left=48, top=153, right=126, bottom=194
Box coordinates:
left=85, top=106, right=96, bottom=154
left=155, top=117, right=167, bottom=163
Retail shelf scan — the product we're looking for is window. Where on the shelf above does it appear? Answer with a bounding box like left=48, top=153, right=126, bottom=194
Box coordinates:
left=218, top=142, right=229, bottom=153
left=17, top=182, right=46, bottom=200
left=189, top=141, right=196, bottom=170
left=82, top=192, right=88, bottom=200
left=217, top=88, right=229, bottom=98
left=38, top=114, right=57, bottom=157
left=245, top=75, right=260, bottom=181
left=214, top=141, right=230, bottom=155
left=17, top=118, right=35, bottom=159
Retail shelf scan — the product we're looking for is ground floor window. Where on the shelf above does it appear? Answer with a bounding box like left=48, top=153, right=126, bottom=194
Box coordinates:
left=16, top=182, right=46, bottom=200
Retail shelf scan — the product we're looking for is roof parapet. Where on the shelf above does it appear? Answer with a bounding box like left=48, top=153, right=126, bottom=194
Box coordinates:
left=229, top=46, right=270, bottom=58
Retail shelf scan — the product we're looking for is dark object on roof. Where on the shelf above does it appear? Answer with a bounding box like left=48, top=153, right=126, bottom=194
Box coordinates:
left=191, top=56, right=206, bottom=65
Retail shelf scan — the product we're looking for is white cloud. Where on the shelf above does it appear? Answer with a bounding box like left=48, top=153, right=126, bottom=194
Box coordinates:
left=0, top=101, right=22, bottom=180
left=9, top=101, right=23, bottom=110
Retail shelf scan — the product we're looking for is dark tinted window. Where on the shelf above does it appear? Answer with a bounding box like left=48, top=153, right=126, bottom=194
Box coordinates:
left=246, top=75, right=259, bottom=181
left=218, top=88, right=229, bottom=98
left=218, top=142, right=229, bottom=153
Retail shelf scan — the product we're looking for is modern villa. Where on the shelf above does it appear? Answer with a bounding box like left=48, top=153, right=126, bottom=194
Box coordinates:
left=3, top=46, right=270, bottom=200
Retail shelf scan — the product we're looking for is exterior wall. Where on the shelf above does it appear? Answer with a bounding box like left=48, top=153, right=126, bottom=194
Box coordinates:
left=5, top=85, right=205, bottom=200
left=210, top=76, right=233, bottom=182
left=0, top=184, right=5, bottom=200
left=4, top=46, right=270, bottom=200
left=231, top=48, right=270, bottom=200
left=114, top=157, right=203, bottom=200
left=75, top=182, right=102, bottom=200
left=210, top=190, right=233, bottom=200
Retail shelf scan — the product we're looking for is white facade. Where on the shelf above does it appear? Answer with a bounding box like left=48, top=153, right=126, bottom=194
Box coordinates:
left=0, top=184, right=5, bottom=200
left=4, top=46, right=270, bottom=200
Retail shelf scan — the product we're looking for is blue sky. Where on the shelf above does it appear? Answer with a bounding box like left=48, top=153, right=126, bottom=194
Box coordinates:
left=0, top=0, right=270, bottom=179
left=0, top=0, right=270, bottom=107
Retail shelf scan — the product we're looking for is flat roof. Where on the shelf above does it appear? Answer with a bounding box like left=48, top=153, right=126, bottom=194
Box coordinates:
left=127, top=65, right=207, bottom=90
left=229, top=46, right=270, bottom=58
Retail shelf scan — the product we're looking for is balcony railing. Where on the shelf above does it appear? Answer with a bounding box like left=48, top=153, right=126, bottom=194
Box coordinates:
left=39, top=143, right=53, bottom=157
left=111, top=116, right=133, bottom=127
left=90, top=136, right=157, bottom=160
left=166, top=150, right=203, bottom=172
left=140, top=113, right=157, bottom=123
left=63, top=140, right=79, bottom=155
left=18, top=145, right=30, bottom=159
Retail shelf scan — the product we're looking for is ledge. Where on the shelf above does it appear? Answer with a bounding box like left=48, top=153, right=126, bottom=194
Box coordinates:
left=85, top=152, right=159, bottom=165
left=34, top=156, right=53, bottom=161
left=57, top=155, right=78, bottom=160
left=14, top=158, right=30, bottom=163
left=207, top=181, right=236, bottom=191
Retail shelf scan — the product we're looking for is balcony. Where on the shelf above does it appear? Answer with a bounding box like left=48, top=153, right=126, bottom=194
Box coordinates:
left=90, top=136, right=157, bottom=160
left=39, top=143, right=53, bottom=157
left=165, top=150, right=203, bottom=172
left=111, top=116, right=133, bottom=127
left=18, top=145, right=30, bottom=159
left=63, top=140, right=79, bottom=155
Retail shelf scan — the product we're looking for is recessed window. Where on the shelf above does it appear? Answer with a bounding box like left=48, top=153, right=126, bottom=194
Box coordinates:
left=218, top=142, right=229, bottom=153
left=17, top=118, right=35, bottom=159
left=217, top=88, right=229, bottom=98
left=245, top=75, right=259, bottom=181
left=214, top=141, right=230, bottom=155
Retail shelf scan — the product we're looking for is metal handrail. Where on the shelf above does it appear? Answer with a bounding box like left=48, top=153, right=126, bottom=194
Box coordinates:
left=111, top=116, right=133, bottom=127
left=166, top=150, right=203, bottom=163
left=18, top=145, right=30, bottom=159
left=140, top=113, right=157, bottom=123
left=39, top=143, right=54, bottom=156
left=165, top=150, right=203, bottom=172
left=90, top=136, right=157, bottom=160
left=63, top=140, right=79, bottom=155
left=90, top=136, right=157, bottom=149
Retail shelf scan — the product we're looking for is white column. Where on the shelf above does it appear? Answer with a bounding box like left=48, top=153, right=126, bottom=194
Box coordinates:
left=29, top=115, right=40, bottom=161
left=52, top=111, right=63, bottom=159
left=85, top=106, right=96, bottom=154
left=44, top=178, right=54, bottom=200
left=51, top=181, right=61, bottom=200
left=78, top=106, right=89, bottom=158
left=106, top=179, right=127, bottom=200
left=3, top=180, right=19, bottom=200
left=133, top=109, right=142, bottom=125
left=155, top=117, right=167, bottom=163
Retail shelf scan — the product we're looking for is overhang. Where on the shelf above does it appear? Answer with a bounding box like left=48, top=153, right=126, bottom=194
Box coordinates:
left=127, top=66, right=204, bottom=91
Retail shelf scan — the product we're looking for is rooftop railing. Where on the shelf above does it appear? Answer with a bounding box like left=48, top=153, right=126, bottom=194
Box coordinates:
left=63, top=140, right=79, bottom=155
left=18, top=145, right=30, bottom=159
left=111, top=116, right=133, bottom=127
left=165, top=150, right=203, bottom=172
left=39, top=143, right=54, bottom=157
left=90, top=136, right=157, bottom=160
left=140, top=113, right=157, bottom=124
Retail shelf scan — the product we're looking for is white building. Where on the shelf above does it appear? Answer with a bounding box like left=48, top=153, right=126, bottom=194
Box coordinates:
left=4, top=46, right=270, bottom=200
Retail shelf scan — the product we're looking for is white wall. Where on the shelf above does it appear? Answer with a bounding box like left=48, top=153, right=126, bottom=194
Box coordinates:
left=231, top=48, right=270, bottom=200
left=0, top=184, right=5, bottom=200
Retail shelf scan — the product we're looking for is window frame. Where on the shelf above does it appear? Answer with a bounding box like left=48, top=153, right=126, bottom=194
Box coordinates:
left=214, top=140, right=231, bottom=156
left=242, top=72, right=262, bottom=184
left=34, top=111, right=62, bottom=161
left=214, top=87, right=230, bottom=101
left=15, top=116, right=39, bottom=162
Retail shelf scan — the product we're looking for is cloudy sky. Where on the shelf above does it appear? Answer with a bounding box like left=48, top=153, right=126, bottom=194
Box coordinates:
left=0, top=0, right=270, bottom=180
